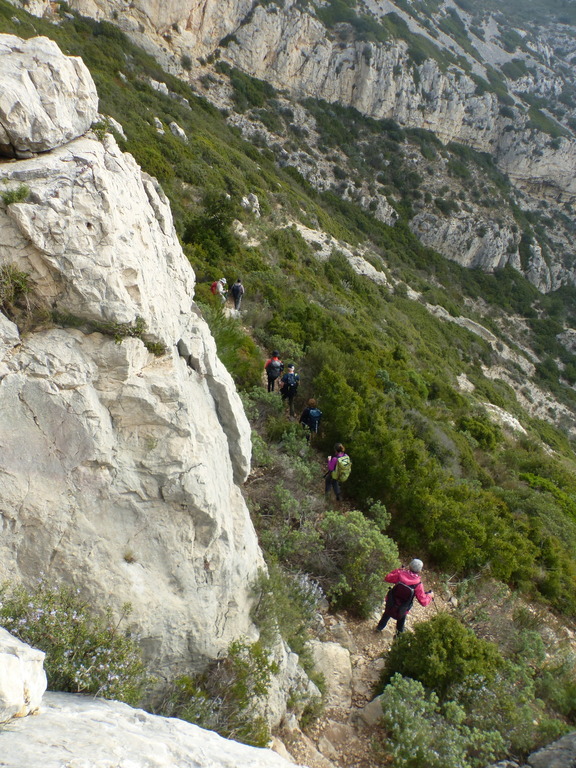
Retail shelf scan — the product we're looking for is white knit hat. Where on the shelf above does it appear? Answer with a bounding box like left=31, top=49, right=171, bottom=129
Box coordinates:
left=409, top=558, right=423, bottom=573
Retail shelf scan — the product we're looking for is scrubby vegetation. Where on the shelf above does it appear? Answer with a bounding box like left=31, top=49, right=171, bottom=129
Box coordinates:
left=0, top=581, right=152, bottom=704
left=374, top=592, right=575, bottom=765
left=159, top=639, right=279, bottom=747
left=0, top=263, right=30, bottom=316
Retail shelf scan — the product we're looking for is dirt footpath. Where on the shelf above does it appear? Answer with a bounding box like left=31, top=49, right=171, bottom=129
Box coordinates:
left=277, top=590, right=448, bottom=768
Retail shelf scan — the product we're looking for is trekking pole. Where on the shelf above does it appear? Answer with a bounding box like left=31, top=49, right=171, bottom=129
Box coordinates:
left=432, top=595, right=440, bottom=614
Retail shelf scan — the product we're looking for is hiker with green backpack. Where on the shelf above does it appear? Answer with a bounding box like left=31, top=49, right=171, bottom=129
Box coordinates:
left=325, top=443, right=352, bottom=502
left=375, top=559, right=434, bottom=636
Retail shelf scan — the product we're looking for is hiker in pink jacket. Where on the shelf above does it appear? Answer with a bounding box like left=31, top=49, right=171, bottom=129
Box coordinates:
left=375, top=559, right=434, bottom=635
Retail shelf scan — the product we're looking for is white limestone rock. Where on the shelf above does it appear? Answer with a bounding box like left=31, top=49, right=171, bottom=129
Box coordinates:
left=0, top=34, right=98, bottom=157
left=267, top=639, right=321, bottom=728
left=0, top=128, right=259, bottom=674
left=410, top=211, right=520, bottom=272
left=0, top=690, right=305, bottom=768
left=241, top=192, right=260, bottom=217
left=482, top=403, right=527, bottom=435
left=355, top=694, right=385, bottom=727
left=169, top=120, right=188, bottom=141
left=307, top=640, right=352, bottom=709
left=0, top=626, right=47, bottom=723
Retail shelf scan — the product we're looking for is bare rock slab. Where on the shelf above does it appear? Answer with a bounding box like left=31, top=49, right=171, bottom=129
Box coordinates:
left=0, top=691, right=306, bottom=767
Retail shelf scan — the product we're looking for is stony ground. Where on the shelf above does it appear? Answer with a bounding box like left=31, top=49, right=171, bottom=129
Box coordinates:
left=274, top=586, right=447, bottom=768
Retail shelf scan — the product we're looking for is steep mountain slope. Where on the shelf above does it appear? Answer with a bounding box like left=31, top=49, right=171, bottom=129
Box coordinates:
left=46, top=0, right=576, bottom=291
left=1, top=0, right=576, bottom=763
left=2, top=0, right=576, bottom=646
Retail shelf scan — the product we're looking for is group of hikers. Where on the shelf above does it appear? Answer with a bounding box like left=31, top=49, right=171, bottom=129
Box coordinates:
left=264, top=351, right=350, bottom=496
left=210, top=277, right=245, bottom=310
left=264, top=347, right=435, bottom=637
left=207, top=281, right=435, bottom=635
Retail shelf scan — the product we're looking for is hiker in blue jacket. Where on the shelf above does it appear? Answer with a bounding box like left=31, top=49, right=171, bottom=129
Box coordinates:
left=280, top=364, right=300, bottom=416
left=299, top=398, right=322, bottom=441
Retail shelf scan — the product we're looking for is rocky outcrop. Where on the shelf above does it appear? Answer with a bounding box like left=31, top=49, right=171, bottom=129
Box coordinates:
left=485, top=732, right=576, bottom=768
left=60, top=0, right=576, bottom=201
left=0, top=34, right=98, bottom=157
left=0, top=690, right=304, bottom=768
left=497, top=130, right=576, bottom=202
left=0, top=627, right=47, bottom=723
left=409, top=212, right=520, bottom=272
left=0, top=34, right=262, bottom=680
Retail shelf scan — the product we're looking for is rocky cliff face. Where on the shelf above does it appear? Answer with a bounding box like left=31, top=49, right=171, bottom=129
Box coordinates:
left=0, top=33, right=264, bottom=678
left=47, top=0, right=575, bottom=292
left=58, top=0, right=576, bottom=191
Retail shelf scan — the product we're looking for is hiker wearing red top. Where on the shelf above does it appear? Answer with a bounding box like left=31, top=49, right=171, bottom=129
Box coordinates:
left=265, top=351, right=284, bottom=392
left=375, top=559, right=434, bottom=635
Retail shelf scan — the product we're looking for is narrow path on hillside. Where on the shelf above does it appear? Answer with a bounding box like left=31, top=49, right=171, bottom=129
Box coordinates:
left=277, top=588, right=448, bottom=768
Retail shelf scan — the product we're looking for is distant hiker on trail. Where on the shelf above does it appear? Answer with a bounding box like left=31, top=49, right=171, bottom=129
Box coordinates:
left=299, top=399, right=322, bottom=441
left=376, top=559, right=434, bottom=636
left=324, top=443, right=351, bottom=501
left=231, top=278, right=244, bottom=310
left=265, top=351, right=284, bottom=392
left=211, top=277, right=227, bottom=303
left=280, top=364, right=300, bottom=417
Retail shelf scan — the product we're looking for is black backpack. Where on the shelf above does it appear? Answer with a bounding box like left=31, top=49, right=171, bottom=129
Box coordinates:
left=385, top=580, right=420, bottom=619
left=267, top=359, right=283, bottom=379
left=283, top=372, right=299, bottom=391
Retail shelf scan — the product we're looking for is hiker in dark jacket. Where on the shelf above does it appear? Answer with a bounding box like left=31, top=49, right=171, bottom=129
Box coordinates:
left=231, top=278, right=245, bottom=310
left=265, top=351, right=284, bottom=392
left=324, top=443, right=350, bottom=501
left=376, top=559, right=434, bottom=635
left=299, top=398, right=322, bottom=441
left=280, top=364, right=300, bottom=416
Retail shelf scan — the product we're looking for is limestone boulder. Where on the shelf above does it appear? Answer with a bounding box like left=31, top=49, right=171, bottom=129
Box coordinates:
left=307, top=640, right=352, bottom=709
left=0, top=34, right=98, bottom=157
left=0, top=627, right=47, bottom=723
left=0, top=691, right=305, bottom=768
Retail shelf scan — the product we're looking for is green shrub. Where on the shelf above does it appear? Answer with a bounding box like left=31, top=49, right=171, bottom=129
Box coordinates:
left=250, top=564, right=323, bottom=656
left=51, top=312, right=166, bottom=355
left=240, top=387, right=284, bottom=423
left=0, top=580, right=151, bottom=704
left=0, top=264, right=30, bottom=312
left=200, top=304, right=262, bottom=389
left=456, top=661, right=571, bottom=756
left=1, top=184, right=30, bottom=205
left=315, top=508, right=399, bottom=617
left=457, top=414, right=501, bottom=450
left=379, top=674, right=504, bottom=768
left=162, top=639, right=278, bottom=747
left=380, top=613, right=502, bottom=699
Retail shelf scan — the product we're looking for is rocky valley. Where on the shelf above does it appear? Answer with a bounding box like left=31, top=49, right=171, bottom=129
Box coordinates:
left=1, top=1, right=576, bottom=767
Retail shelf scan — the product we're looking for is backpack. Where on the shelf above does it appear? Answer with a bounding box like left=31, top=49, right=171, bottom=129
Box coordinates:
left=210, top=281, right=218, bottom=295
left=332, top=454, right=351, bottom=481
left=282, top=372, right=298, bottom=391
left=385, top=580, right=421, bottom=619
left=307, top=407, right=322, bottom=432
left=267, top=359, right=283, bottom=379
